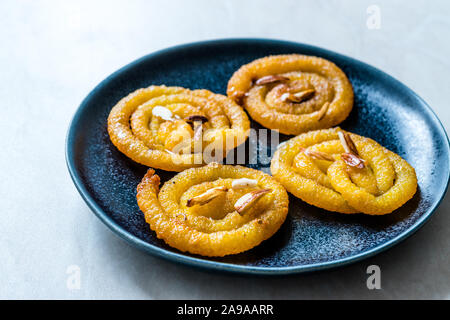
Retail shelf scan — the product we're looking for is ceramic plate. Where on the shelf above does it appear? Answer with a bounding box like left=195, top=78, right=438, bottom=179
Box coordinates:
left=66, top=39, right=449, bottom=275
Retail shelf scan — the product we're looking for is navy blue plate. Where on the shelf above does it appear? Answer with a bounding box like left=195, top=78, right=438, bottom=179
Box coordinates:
left=66, top=39, right=450, bottom=275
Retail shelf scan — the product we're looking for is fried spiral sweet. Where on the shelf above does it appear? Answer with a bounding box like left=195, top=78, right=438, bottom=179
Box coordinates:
left=136, top=163, right=289, bottom=256
left=108, top=85, right=250, bottom=171
left=270, top=128, right=417, bottom=215
left=227, top=54, right=354, bottom=135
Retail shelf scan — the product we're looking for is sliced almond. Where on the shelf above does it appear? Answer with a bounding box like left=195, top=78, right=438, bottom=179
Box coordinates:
left=341, top=153, right=365, bottom=169
left=255, top=75, right=289, bottom=85
left=292, top=89, right=316, bottom=103
left=282, top=89, right=315, bottom=103
left=316, top=102, right=330, bottom=121
left=231, top=178, right=258, bottom=189
left=303, top=148, right=335, bottom=162
left=337, top=132, right=365, bottom=168
left=292, top=89, right=315, bottom=101
left=234, top=189, right=272, bottom=214
left=165, top=149, right=176, bottom=155
left=337, top=131, right=359, bottom=155
left=186, top=186, right=228, bottom=207
left=152, top=106, right=174, bottom=121
left=185, top=115, right=208, bottom=123
left=280, top=92, right=291, bottom=102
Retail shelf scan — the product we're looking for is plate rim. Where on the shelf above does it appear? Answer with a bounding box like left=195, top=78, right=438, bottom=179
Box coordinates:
left=65, top=38, right=450, bottom=275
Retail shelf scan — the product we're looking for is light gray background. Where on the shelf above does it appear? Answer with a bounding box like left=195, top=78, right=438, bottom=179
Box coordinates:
left=1, top=0, right=449, bottom=299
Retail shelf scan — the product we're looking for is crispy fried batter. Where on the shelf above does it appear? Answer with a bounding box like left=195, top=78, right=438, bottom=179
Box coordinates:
left=108, top=85, right=250, bottom=171
left=136, top=163, right=289, bottom=256
left=270, top=128, right=417, bottom=215
left=227, top=54, right=354, bottom=135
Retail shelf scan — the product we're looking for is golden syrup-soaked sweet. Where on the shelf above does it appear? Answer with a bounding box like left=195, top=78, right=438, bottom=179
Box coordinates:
left=136, top=163, right=289, bottom=257
left=271, top=128, right=417, bottom=215
left=227, top=54, right=354, bottom=135
left=108, top=86, right=250, bottom=171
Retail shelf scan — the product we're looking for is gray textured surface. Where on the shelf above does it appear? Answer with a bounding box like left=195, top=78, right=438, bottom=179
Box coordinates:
left=0, top=0, right=449, bottom=299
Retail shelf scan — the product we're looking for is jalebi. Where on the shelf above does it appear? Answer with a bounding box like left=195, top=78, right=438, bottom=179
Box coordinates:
left=108, top=85, right=250, bottom=171
left=270, top=128, right=417, bottom=215
left=136, top=163, right=289, bottom=256
left=227, top=54, right=353, bottom=135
